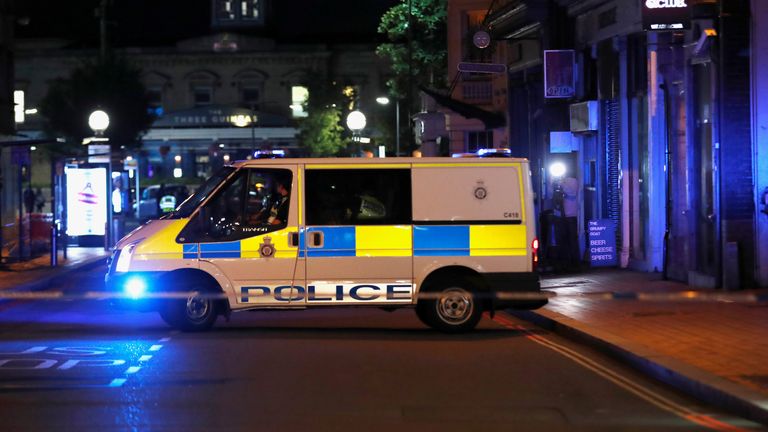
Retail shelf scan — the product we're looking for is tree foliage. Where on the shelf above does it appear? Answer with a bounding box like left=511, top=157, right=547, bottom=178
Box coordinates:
left=39, top=55, right=153, bottom=156
left=376, top=0, right=448, bottom=98
left=298, top=106, right=346, bottom=157
left=298, top=80, right=356, bottom=157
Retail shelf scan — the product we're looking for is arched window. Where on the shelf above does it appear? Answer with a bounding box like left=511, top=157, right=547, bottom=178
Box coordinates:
left=186, top=70, right=220, bottom=107
left=234, top=69, right=267, bottom=110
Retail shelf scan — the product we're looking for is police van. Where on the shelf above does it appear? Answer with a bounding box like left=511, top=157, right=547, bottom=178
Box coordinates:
left=105, top=158, right=545, bottom=332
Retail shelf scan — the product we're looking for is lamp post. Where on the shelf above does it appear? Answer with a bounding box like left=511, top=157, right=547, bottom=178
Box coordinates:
left=86, top=109, right=112, bottom=249
left=346, top=110, right=366, bottom=156
left=377, top=96, right=400, bottom=157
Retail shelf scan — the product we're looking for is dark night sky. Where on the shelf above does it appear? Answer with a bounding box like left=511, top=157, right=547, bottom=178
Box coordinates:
left=15, top=0, right=400, bottom=46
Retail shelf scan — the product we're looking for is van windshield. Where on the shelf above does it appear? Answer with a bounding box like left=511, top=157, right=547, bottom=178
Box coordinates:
left=164, top=167, right=236, bottom=219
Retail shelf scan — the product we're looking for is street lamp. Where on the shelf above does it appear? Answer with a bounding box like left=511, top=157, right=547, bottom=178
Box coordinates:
left=377, top=96, right=400, bottom=157
left=346, top=110, right=366, bottom=156
left=346, top=110, right=366, bottom=132
left=88, top=110, right=110, bottom=136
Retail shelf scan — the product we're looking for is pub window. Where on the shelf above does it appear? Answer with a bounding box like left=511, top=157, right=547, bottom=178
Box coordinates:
left=291, top=86, right=309, bottom=118
left=242, top=86, right=260, bottom=109
left=193, top=86, right=213, bottom=107
left=305, top=169, right=412, bottom=226
left=147, top=86, right=163, bottom=116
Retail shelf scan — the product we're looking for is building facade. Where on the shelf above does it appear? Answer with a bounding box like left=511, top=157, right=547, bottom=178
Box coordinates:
left=435, top=0, right=765, bottom=288
left=15, top=34, right=389, bottom=182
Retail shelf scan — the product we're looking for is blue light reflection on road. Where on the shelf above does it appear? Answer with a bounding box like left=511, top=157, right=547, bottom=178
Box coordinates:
left=0, top=338, right=168, bottom=389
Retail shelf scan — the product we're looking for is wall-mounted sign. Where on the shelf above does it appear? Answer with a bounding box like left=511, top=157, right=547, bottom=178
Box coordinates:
left=457, top=62, right=506, bottom=74
left=588, top=219, right=617, bottom=267
left=544, top=50, right=576, bottom=99
left=65, top=167, right=107, bottom=236
left=642, top=0, right=690, bottom=31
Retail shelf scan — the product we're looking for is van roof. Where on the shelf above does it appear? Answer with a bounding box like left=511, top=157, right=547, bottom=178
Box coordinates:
left=230, top=157, right=529, bottom=168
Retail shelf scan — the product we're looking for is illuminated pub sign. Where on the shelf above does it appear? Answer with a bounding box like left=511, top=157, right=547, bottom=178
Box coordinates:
left=642, top=0, right=690, bottom=31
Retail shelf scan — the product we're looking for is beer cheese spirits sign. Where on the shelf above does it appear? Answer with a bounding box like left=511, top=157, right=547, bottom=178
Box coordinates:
left=588, top=219, right=617, bottom=267
left=66, top=166, right=108, bottom=236
left=642, top=0, right=690, bottom=30
left=544, top=50, right=575, bottom=99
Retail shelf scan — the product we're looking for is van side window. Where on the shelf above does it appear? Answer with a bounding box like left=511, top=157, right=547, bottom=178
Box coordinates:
left=179, top=168, right=292, bottom=243
left=306, top=169, right=411, bottom=225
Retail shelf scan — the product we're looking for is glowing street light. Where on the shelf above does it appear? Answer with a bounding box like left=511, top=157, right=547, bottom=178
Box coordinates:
left=346, top=110, right=366, bottom=132
left=88, top=110, right=110, bottom=135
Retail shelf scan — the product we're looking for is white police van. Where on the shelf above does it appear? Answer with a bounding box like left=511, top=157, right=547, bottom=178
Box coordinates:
left=106, top=157, right=544, bottom=332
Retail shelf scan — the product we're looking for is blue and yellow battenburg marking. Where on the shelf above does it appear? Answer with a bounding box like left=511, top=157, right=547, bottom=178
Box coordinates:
left=144, top=220, right=527, bottom=260
left=296, top=224, right=527, bottom=258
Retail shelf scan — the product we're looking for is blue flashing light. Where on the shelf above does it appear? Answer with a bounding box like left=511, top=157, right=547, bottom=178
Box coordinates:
left=125, top=277, right=148, bottom=300
left=477, top=148, right=511, bottom=157
left=253, top=149, right=286, bottom=158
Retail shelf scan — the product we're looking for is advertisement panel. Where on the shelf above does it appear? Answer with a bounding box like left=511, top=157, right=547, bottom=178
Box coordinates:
left=544, top=50, right=576, bottom=99
left=588, top=219, right=618, bottom=267
left=65, top=167, right=107, bottom=236
left=642, top=0, right=690, bottom=31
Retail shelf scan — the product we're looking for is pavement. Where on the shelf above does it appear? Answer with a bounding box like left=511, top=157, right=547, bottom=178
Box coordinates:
left=0, top=247, right=109, bottom=294
left=1, top=249, right=767, bottom=426
left=511, top=269, right=768, bottom=427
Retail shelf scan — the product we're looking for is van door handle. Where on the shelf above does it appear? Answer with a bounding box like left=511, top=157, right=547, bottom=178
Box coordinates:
left=288, top=232, right=299, bottom=248
left=309, top=231, right=324, bottom=248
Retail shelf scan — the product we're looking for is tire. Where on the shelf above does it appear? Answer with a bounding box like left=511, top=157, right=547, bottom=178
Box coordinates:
left=159, top=282, right=219, bottom=332
left=416, top=277, right=483, bottom=333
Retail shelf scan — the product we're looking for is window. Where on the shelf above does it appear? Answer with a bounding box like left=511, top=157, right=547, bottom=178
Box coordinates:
left=466, top=131, right=493, bottom=152
left=212, top=0, right=263, bottom=27
left=146, top=85, right=164, bottom=116
left=242, top=86, right=260, bottom=109
left=147, top=86, right=163, bottom=108
left=240, top=0, right=260, bottom=20
left=291, top=86, right=308, bottom=118
left=179, top=168, right=292, bottom=242
left=193, top=86, right=213, bottom=106
left=305, top=169, right=411, bottom=226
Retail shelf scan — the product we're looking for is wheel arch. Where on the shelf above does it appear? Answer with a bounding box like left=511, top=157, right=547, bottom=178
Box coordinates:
left=158, top=268, right=222, bottom=291
left=157, top=268, right=230, bottom=316
left=420, top=265, right=492, bottom=312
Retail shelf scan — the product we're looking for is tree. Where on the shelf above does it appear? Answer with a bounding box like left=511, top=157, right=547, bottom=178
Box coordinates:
left=298, top=79, right=356, bottom=157
left=376, top=0, right=448, bottom=98
left=298, top=106, right=346, bottom=157
left=39, top=55, right=153, bottom=156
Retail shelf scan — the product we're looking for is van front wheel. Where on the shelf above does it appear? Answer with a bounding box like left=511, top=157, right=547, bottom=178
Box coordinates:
left=159, top=283, right=218, bottom=332
left=417, top=278, right=482, bottom=333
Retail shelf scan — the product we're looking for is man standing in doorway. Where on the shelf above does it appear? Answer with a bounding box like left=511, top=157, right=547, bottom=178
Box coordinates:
left=561, top=176, right=581, bottom=271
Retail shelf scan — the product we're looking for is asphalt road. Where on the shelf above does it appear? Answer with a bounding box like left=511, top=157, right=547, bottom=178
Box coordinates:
left=0, top=268, right=761, bottom=431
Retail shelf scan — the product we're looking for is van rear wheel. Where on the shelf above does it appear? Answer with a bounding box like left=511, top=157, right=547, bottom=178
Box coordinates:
left=159, top=282, right=219, bottom=332
left=416, top=277, right=482, bottom=333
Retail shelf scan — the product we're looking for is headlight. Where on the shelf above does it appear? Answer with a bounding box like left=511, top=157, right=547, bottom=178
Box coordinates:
left=115, top=242, right=138, bottom=273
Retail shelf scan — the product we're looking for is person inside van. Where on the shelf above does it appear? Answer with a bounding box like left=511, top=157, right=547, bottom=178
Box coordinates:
left=266, top=179, right=290, bottom=226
